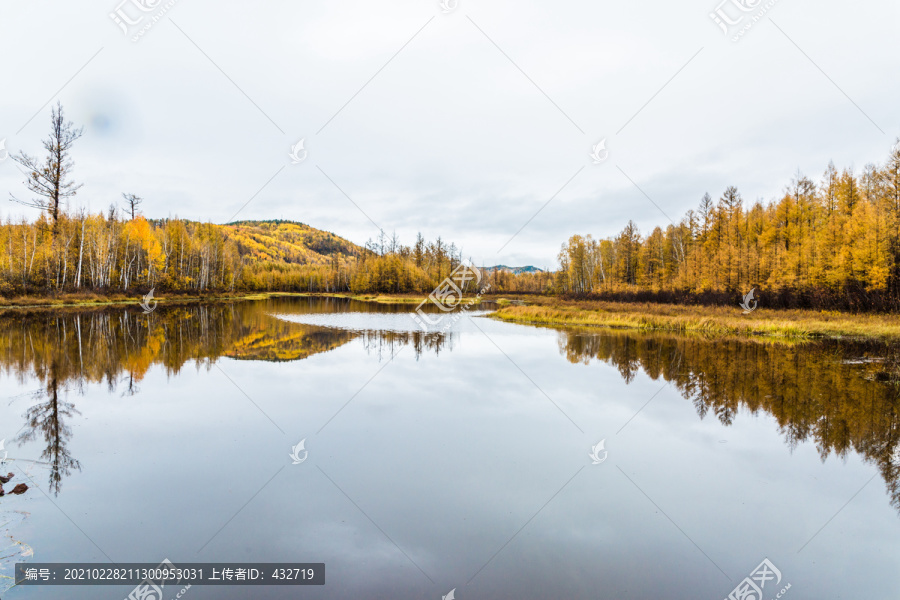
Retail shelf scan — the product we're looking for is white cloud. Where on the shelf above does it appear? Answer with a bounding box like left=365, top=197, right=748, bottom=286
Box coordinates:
left=1, top=0, right=897, bottom=266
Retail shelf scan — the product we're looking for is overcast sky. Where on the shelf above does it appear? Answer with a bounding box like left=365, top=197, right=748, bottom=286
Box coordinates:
left=1, top=0, right=898, bottom=268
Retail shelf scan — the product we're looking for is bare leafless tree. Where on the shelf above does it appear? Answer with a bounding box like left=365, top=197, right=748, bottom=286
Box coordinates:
left=10, top=102, right=83, bottom=235
left=122, top=192, right=143, bottom=220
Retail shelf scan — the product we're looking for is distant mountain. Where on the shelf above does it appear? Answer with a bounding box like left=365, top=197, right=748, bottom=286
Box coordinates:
left=222, top=223, right=547, bottom=273
left=482, top=265, right=545, bottom=274
left=225, top=220, right=362, bottom=265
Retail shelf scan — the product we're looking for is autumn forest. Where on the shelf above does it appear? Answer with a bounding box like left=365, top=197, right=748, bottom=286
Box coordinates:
left=3, top=104, right=900, bottom=311
left=556, top=146, right=900, bottom=311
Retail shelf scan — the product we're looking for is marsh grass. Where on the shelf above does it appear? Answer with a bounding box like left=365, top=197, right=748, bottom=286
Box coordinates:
left=488, top=297, right=900, bottom=340
left=3, top=290, right=896, bottom=340
left=0, top=290, right=272, bottom=310
left=341, top=293, right=491, bottom=306
left=0, top=291, right=491, bottom=310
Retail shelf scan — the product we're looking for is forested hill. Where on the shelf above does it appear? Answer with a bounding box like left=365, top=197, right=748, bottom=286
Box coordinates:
left=223, top=220, right=362, bottom=265
left=0, top=211, right=553, bottom=296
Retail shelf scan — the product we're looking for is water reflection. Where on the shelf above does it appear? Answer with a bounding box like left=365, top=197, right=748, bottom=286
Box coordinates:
left=556, top=328, right=900, bottom=513
left=1, top=297, right=900, bottom=516
left=12, top=371, right=81, bottom=495
left=0, top=298, right=457, bottom=494
left=0, top=297, right=456, bottom=387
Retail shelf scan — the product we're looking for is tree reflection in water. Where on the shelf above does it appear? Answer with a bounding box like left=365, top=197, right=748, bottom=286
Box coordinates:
left=0, top=298, right=452, bottom=494
left=15, top=367, right=82, bottom=495
left=556, top=328, right=900, bottom=514
left=1, top=298, right=899, bottom=515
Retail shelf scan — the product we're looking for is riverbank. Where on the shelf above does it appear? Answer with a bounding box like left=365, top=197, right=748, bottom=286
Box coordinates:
left=0, top=290, right=276, bottom=310
left=487, top=296, right=900, bottom=340
left=0, top=290, right=487, bottom=311
left=0, top=288, right=507, bottom=306
left=2, top=291, right=898, bottom=340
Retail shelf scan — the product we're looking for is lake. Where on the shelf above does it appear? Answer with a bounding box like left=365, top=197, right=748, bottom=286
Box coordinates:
left=1, top=296, right=899, bottom=599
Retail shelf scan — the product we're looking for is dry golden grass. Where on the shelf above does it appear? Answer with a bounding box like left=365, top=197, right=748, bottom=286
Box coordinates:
left=0, top=291, right=486, bottom=310
left=487, top=297, right=900, bottom=340
left=263, top=292, right=432, bottom=304
left=3, top=290, right=897, bottom=341
left=346, top=293, right=491, bottom=305
left=0, top=290, right=273, bottom=309
left=0, top=291, right=130, bottom=308
left=347, top=294, right=430, bottom=304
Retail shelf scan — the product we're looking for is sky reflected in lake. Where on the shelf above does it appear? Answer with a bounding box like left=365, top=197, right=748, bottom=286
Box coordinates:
left=1, top=297, right=899, bottom=599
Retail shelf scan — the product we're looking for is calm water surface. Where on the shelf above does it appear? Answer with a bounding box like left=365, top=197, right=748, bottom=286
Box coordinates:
left=1, top=297, right=899, bottom=599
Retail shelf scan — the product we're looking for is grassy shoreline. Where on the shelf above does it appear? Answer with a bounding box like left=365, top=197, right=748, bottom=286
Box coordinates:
left=0, top=291, right=276, bottom=310
left=1, top=291, right=898, bottom=341
left=487, top=297, right=900, bottom=341
left=0, top=290, right=487, bottom=310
